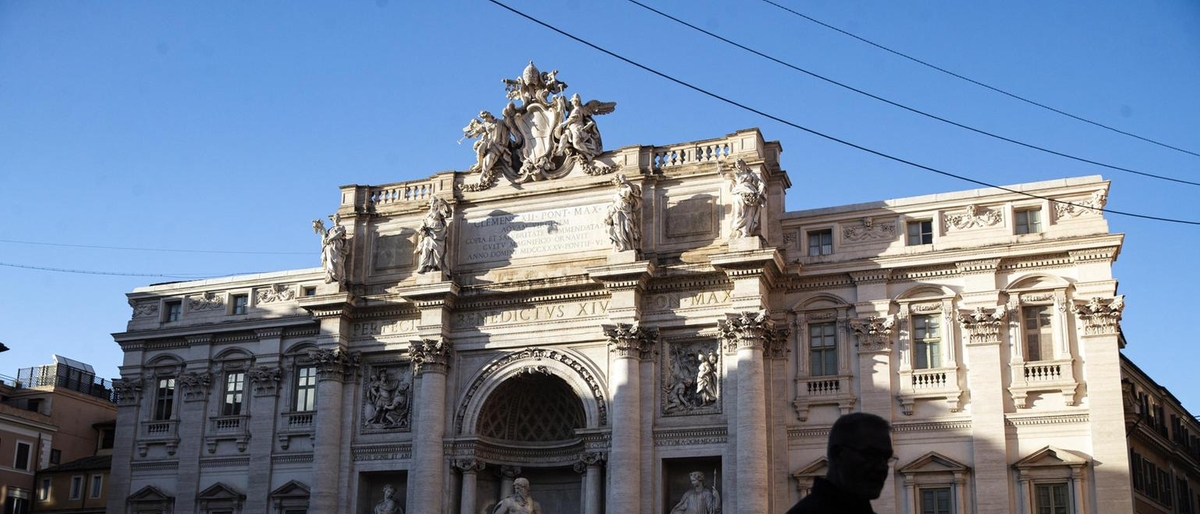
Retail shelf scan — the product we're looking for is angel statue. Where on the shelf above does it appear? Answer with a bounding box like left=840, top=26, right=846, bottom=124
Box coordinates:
left=462, top=109, right=516, bottom=183
left=416, top=197, right=452, bottom=274
left=728, top=159, right=766, bottom=238
left=554, top=93, right=616, bottom=162
left=312, top=213, right=348, bottom=285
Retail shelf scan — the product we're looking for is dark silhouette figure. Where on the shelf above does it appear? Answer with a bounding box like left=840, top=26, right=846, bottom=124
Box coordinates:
left=785, top=412, right=894, bottom=514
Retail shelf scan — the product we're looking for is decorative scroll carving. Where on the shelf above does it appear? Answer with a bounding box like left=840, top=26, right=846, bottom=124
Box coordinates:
left=843, top=217, right=896, bottom=243
left=247, top=365, right=282, bottom=397
left=461, top=62, right=616, bottom=191
left=256, top=284, right=295, bottom=304
left=606, top=174, right=642, bottom=252
left=1072, top=296, right=1124, bottom=336
left=113, top=378, right=144, bottom=406
left=728, top=159, right=766, bottom=239
left=662, top=340, right=721, bottom=416
left=455, top=347, right=608, bottom=433
left=409, top=339, right=454, bottom=374
left=719, top=311, right=779, bottom=352
left=604, top=322, right=658, bottom=360
left=189, top=292, right=224, bottom=311
left=1055, top=190, right=1107, bottom=219
left=130, top=300, right=159, bottom=318
left=943, top=204, right=1002, bottom=231
left=312, top=213, right=349, bottom=285
left=306, top=347, right=360, bottom=382
left=958, top=306, right=1008, bottom=345
left=363, top=365, right=412, bottom=431
left=453, top=458, right=485, bottom=473
left=849, top=315, right=895, bottom=353
left=178, top=372, right=212, bottom=402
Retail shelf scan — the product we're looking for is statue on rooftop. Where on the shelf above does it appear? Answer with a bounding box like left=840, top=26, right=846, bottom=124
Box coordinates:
left=312, top=213, right=349, bottom=285
left=555, top=93, right=616, bottom=162
left=416, top=196, right=452, bottom=274
left=728, top=159, right=766, bottom=238
left=605, top=174, right=641, bottom=252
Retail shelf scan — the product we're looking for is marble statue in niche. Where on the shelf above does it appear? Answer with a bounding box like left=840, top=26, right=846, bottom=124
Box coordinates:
left=605, top=174, right=642, bottom=252
left=373, top=484, right=403, bottom=514
left=491, top=477, right=543, bottom=514
left=313, top=213, right=349, bottom=285
left=728, top=158, right=765, bottom=238
left=416, top=196, right=452, bottom=274
left=363, top=366, right=412, bottom=430
left=663, top=341, right=721, bottom=415
left=669, top=471, right=721, bottom=514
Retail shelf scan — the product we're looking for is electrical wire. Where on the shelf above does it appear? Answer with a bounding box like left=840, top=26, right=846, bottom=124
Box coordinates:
left=0, top=261, right=243, bottom=279
left=0, top=238, right=310, bottom=255
left=759, top=0, right=1200, bottom=160
left=487, top=0, right=1200, bottom=226
left=625, top=0, right=1199, bottom=188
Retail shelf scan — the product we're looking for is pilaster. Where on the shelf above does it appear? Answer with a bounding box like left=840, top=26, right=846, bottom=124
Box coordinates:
left=174, top=355, right=214, bottom=514
left=1074, top=294, right=1132, bottom=514
left=107, top=376, right=143, bottom=514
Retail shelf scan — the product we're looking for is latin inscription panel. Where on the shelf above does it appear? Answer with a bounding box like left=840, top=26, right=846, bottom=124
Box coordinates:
left=460, top=204, right=610, bottom=265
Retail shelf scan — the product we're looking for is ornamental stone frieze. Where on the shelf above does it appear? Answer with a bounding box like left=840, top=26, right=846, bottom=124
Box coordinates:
left=189, top=292, right=225, bottom=311
left=1072, top=296, right=1124, bottom=336
left=849, top=315, right=895, bottom=353
left=178, top=372, right=212, bottom=402
left=256, top=284, right=295, bottom=304
left=247, top=365, right=283, bottom=396
left=842, top=217, right=897, bottom=243
left=958, top=306, right=1008, bottom=345
left=453, top=458, right=485, bottom=474
left=113, top=378, right=144, bottom=406
left=306, top=347, right=361, bottom=382
left=129, top=300, right=158, bottom=318
left=603, top=322, right=658, bottom=360
left=719, top=311, right=779, bottom=352
left=943, top=204, right=1002, bottom=231
left=1054, top=190, right=1107, bottom=219
left=409, top=339, right=454, bottom=374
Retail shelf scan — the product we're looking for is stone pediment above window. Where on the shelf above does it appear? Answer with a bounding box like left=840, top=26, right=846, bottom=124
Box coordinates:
left=128, top=485, right=174, bottom=512
left=791, top=456, right=829, bottom=495
left=898, top=451, right=969, bottom=476
left=1014, top=446, right=1089, bottom=470
left=270, top=480, right=311, bottom=513
left=898, top=452, right=972, bottom=514
left=198, top=482, right=246, bottom=512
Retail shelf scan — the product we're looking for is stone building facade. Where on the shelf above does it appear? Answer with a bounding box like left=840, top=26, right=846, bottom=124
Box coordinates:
left=1122, top=355, right=1200, bottom=514
left=107, top=64, right=1160, bottom=514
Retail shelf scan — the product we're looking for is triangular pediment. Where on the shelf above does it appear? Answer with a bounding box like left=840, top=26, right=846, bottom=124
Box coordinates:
left=898, top=451, right=969, bottom=475
left=197, top=482, right=245, bottom=501
left=270, top=480, right=310, bottom=499
left=128, top=485, right=172, bottom=503
left=792, top=456, right=829, bottom=478
left=1014, top=445, right=1089, bottom=469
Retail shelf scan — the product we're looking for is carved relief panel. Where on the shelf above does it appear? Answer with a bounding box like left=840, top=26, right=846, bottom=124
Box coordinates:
left=661, top=338, right=722, bottom=416
left=362, top=363, right=414, bottom=433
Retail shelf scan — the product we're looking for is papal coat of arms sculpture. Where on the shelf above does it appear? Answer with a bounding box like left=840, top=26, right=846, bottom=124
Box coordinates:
left=460, top=61, right=619, bottom=191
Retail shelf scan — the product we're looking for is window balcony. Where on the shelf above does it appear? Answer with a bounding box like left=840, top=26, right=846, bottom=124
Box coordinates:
left=277, top=411, right=316, bottom=450
left=137, top=419, right=180, bottom=457
left=205, top=414, right=250, bottom=453
left=792, top=375, right=856, bottom=421
left=1008, top=358, right=1078, bottom=408
left=897, top=367, right=963, bottom=415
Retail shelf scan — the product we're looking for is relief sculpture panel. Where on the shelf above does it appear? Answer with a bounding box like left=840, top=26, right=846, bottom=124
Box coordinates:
left=662, top=340, right=722, bottom=416
left=362, top=364, right=413, bottom=432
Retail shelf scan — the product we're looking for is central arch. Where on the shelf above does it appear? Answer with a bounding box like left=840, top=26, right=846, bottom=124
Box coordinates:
left=476, top=373, right=585, bottom=442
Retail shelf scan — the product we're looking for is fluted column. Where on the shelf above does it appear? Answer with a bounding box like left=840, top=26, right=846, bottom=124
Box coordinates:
left=603, top=323, right=655, bottom=514
left=719, top=312, right=778, bottom=514
left=308, top=346, right=358, bottom=514
left=407, top=338, right=453, bottom=514
left=578, top=451, right=606, bottom=514
left=455, top=458, right=484, bottom=514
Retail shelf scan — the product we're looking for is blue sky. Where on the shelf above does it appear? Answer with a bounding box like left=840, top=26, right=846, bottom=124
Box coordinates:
left=1, top=1, right=1197, bottom=412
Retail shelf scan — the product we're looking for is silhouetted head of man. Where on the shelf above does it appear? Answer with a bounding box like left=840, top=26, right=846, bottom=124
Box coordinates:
left=825, top=412, right=893, bottom=500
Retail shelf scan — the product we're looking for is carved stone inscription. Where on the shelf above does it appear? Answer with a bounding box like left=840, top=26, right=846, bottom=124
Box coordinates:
left=453, top=299, right=610, bottom=329
left=648, top=290, right=732, bottom=313
left=460, top=205, right=609, bottom=264
left=373, top=229, right=415, bottom=272
left=665, top=196, right=716, bottom=239
left=352, top=319, right=419, bottom=338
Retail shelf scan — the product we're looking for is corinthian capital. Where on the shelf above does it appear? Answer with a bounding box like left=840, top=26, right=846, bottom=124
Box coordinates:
left=410, top=338, right=454, bottom=374
left=719, top=311, right=777, bottom=352
left=1072, top=295, right=1124, bottom=336
left=849, top=315, right=894, bottom=353
left=603, top=322, right=658, bottom=360
left=307, top=347, right=361, bottom=382
left=958, top=306, right=1007, bottom=345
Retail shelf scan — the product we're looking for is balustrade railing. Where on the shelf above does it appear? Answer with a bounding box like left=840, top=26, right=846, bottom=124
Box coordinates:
left=283, top=411, right=314, bottom=429
left=805, top=378, right=841, bottom=396
left=140, top=419, right=179, bottom=440
left=209, top=415, right=248, bottom=433
left=368, top=180, right=439, bottom=207
left=651, top=140, right=733, bottom=170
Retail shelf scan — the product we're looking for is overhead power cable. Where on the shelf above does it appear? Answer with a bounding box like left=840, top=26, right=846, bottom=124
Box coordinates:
left=626, top=0, right=1199, bottom=187
left=0, top=238, right=310, bottom=255
left=0, top=261, right=244, bottom=279
left=759, top=0, right=1200, bottom=160
left=487, top=0, right=1200, bottom=226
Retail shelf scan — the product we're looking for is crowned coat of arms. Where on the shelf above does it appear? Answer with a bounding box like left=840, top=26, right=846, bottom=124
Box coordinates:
left=461, top=62, right=617, bottom=191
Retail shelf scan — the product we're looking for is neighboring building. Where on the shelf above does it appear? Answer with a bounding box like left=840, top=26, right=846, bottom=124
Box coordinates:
left=1123, top=354, right=1200, bottom=514
left=1, top=359, right=116, bottom=514
left=105, top=64, right=1191, bottom=514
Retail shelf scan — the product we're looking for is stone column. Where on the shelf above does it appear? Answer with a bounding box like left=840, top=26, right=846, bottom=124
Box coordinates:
left=454, top=459, right=484, bottom=514
left=499, top=465, right=521, bottom=499
left=959, top=304, right=1010, bottom=514
left=602, top=323, right=655, bottom=514
left=308, top=345, right=358, bottom=514
left=848, top=270, right=894, bottom=417
left=578, top=450, right=606, bottom=514
left=1073, top=293, right=1132, bottom=514
left=106, top=376, right=144, bottom=514
left=173, top=360, right=214, bottom=514
left=407, top=338, right=453, bottom=514
left=719, top=312, right=775, bottom=514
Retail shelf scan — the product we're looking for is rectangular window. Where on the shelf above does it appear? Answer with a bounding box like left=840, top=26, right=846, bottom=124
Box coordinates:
left=164, top=301, right=182, bottom=322
left=231, top=294, right=248, bottom=315
left=223, top=372, right=245, bottom=416
left=39, top=478, right=50, bottom=501
left=26, top=398, right=42, bottom=413
left=14, top=441, right=31, bottom=471
left=90, top=474, right=103, bottom=499
left=807, top=229, right=833, bottom=256
left=907, top=220, right=933, bottom=245
left=809, top=322, right=838, bottom=376
left=1016, top=208, right=1043, bottom=234
left=69, top=475, right=83, bottom=500
left=295, top=366, right=317, bottom=412
left=49, top=448, right=61, bottom=465
left=100, top=429, right=115, bottom=450
left=1036, top=483, right=1070, bottom=514
left=921, top=487, right=952, bottom=514
left=1023, top=306, right=1054, bottom=361
left=303, top=286, right=317, bottom=297
left=913, top=314, right=942, bottom=369
left=1131, top=452, right=1144, bottom=492
left=153, top=378, right=175, bottom=420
